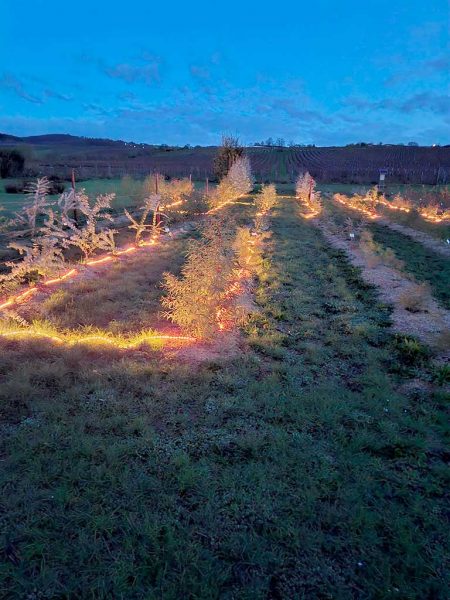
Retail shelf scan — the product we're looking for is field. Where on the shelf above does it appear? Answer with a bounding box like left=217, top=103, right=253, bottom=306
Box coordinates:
left=0, top=174, right=449, bottom=599
left=1, top=133, right=450, bottom=184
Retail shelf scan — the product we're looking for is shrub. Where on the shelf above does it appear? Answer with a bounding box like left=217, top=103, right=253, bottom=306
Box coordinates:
left=161, top=218, right=235, bottom=338
left=124, top=194, right=162, bottom=245
left=209, top=156, right=253, bottom=211
left=8, top=177, right=51, bottom=238
left=1, top=237, right=64, bottom=287
left=296, top=172, right=315, bottom=201
left=0, top=150, right=25, bottom=178
left=58, top=191, right=117, bottom=260
left=255, top=184, right=277, bottom=214
left=398, top=283, right=430, bottom=313
left=393, top=335, right=431, bottom=367
left=233, top=226, right=266, bottom=276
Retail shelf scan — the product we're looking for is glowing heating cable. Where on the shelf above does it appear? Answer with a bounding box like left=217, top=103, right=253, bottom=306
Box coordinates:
left=0, top=329, right=195, bottom=348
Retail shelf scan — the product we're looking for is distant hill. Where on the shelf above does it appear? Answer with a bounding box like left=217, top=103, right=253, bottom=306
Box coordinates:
left=0, top=133, right=153, bottom=148
left=0, top=133, right=23, bottom=143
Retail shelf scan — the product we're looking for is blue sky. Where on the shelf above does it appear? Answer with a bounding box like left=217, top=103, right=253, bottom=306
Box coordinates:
left=0, top=0, right=448, bottom=145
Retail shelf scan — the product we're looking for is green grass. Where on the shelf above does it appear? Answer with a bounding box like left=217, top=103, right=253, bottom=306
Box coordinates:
left=376, top=204, right=450, bottom=242
left=0, top=177, right=217, bottom=218
left=369, top=223, right=450, bottom=309
left=0, top=200, right=448, bottom=598
left=327, top=201, right=450, bottom=309
left=0, top=178, right=146, bottom=217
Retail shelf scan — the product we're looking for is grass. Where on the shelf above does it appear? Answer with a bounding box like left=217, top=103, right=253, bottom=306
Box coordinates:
left=376, top=204, right=450, bottom=242
left=0, top=178, right=217, bottom=219
left=0, top=199, right=448, bottom=598
left=369, top=223, right=450, bottom=309
left=0, top=178, right=145, bottom=217
left=327, top=201, right=450, bottom=309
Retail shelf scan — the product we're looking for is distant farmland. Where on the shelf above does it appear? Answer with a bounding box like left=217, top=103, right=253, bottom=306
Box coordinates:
left=1, top=133, right=449, bottom=184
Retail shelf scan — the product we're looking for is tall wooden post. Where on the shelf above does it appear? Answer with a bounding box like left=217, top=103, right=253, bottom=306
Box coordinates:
left=205, top=177, right=209, bottom=196
left=154, top=173, right=161, bottom=230
left=71, top=168, right=79, bottom=225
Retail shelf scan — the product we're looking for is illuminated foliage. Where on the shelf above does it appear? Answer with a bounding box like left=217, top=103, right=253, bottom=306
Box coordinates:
left=377, top=193, right=412, bottom=213
left=255, top=184, right=277, bottom=214
left=295, top=171, right=315, bottom=202
left=9, top=177, right=51, bottom=238
left=0, top=237, right=64, bottom=287
left=333, top=191, right=379, bottom=219
left=209, top=156, right=253, bottom=211
left=124, top=194, right=162, bottom=245
left=418, top=202, right=450, bottom=223
left=161, top=218, right=235, bottom=338
left=57, top=191, right=117, bottom=260
left=160, top=178, right=194, bottom=207
left=233, top=226, right=266, bottom=275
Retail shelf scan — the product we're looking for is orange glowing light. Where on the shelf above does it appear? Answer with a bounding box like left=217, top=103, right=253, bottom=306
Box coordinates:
left=377, top=197, right=411, bottom=213
left=86, top=255, right=114, bottom=266
left=0, top=298, right=14, bottom=310
left=0, top=329, right=196, bottom=348
left=333, top=194, right=379, bottom=220
left=116, top=246, right=137, bottom=256
left=43, top=268, right=78, bottom=286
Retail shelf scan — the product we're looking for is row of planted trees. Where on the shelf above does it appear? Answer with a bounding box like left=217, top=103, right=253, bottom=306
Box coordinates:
left=0, top=155, right=255, bottom=294
left=333, top=188, right=450, bottom=223
left=161, top=182, right=277, bottom=338
left=0, top=149, right=279, bottom=341
left=295, top=170, right=450, bottom=224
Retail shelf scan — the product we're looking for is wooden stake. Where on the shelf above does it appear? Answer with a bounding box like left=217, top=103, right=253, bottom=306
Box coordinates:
left=71, top=168, right=79, bottom=225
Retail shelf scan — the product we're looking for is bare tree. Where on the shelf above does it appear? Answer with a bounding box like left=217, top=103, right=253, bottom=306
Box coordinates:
left=213, top=135, right=244, bottom=181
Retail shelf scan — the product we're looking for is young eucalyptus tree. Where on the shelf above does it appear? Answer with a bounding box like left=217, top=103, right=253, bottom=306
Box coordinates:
left=255, top=184, right=277, bottom=214
left=161, top=218, right=235, bottom=338
left=10, top=177, right=51, bottom=238
left=47, top=190, right=117, bottom=261
left=124, top=194, right=163, bottom=245
left=1, top=237, right=64, bottom=287
left=210, top=156, right=254, bottom=209
left=295, top=172, right=316, bottom=202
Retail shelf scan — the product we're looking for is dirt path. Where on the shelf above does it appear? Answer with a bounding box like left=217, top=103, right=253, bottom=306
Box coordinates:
left=377, top=218, right=450, bottom=258
left=315, top=218, right=450, bottom=360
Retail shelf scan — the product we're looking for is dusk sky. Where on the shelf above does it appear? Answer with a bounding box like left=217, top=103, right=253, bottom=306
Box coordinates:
left=0, top=0, right=448, bottom=146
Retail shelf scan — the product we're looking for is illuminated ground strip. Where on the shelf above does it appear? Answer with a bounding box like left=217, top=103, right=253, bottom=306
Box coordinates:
left=417, top=209, right=450, bottom=224
left=376, top=197, right=411, bottom=213
left=0, top=329, right=196, bottom=347
left=334, top=194, right=450, bottom=224
left=333, top=195, right=379, bottom=220
left=296, top=197, right=322, bottom=219
left=0, top=243, right=157, bottom=311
